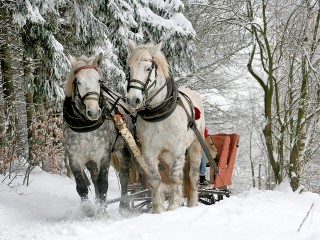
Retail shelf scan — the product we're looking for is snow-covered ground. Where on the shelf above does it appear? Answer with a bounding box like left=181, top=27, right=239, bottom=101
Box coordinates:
left=1, top=167, right=320, bottom=240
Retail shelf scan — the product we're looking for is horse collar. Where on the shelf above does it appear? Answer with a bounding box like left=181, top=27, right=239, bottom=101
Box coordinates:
left=137, top=76, right=178, bottom=122
left=63, top=95, right=109, bottom=133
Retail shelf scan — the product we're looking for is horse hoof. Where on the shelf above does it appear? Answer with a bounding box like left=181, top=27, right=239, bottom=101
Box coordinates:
left=167, top=203, right=180, bottom=211
left=119, top=201, right=130, bottom=210
left=80, top=200, right=95, bottom=217
left=152, top=206, right=164, bottom=214
left=187, top=202, right=197, bottom=207
left=187, top=200, right=198, bottom=207
left=119, top=207, right=134, bottom=217
left=187, top=198, right=198, bottom=207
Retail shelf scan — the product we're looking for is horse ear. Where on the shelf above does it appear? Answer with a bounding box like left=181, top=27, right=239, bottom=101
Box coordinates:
left=128, top=39, right=136, bottom=51
left=93, top=53, right=103, bottom=68
left=154, top=42, right=163, bottom=52
left=151, top=42, right=162, bottom=56
left=69, top=55, right=77, bottom=67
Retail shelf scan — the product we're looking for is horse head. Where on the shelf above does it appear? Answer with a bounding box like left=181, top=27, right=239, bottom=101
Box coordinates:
left=66, top=53, right=103, bottom=121
left=126, top=40, right=169, bottom=110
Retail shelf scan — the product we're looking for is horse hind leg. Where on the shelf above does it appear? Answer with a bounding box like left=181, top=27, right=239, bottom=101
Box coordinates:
left=186, top=141, right=202, bottom=207
left=97, top=155, right=111, bottom=203
left=114, top=147, right=131, bottom=210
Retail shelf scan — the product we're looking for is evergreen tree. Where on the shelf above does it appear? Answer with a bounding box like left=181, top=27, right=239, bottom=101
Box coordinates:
left=102, top=0, right=196, bottom=90
left=0, top=0, right=196, bottom=175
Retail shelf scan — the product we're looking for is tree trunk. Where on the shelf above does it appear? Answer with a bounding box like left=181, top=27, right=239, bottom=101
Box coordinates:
left=249, top=130, right=256, bottom=187
left=0, top=5, right=17, bottom=150
left=23, top=52, right=35, bottom=162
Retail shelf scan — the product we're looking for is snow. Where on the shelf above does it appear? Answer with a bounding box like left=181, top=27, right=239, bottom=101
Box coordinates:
left=138, top=8, right=195, bottom=37
left=1, top=167, right=320, bottom=240
left=25, top=0, right=46, bottom=24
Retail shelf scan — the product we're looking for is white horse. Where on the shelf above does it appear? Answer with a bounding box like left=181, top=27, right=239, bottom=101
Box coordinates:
left=126, top=40, right=205, bottom=213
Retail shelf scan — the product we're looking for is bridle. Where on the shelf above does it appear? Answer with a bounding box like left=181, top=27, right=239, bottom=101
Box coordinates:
left=73, top=65, right=101, bottom=103
left=127, top=58, right=171, bottom=110
left=64, top=64, right=128, bottom=132
left=127, top=58, right=158, bottom=97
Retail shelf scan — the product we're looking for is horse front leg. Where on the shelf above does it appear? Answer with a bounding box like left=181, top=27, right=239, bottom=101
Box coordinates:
left=116, top=147, right=131, bottom=209
left=167, top=154, right=184, bottom=211
left=145, top=156, right=164, bottom=213
left=69, top=157, right=88, bottom=201
left=85, top=161, right=99, bottom=199
left=69, top=156, right=96, bottom=216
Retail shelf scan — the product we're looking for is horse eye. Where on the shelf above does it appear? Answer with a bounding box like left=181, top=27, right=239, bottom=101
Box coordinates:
left=74, top=78, right=81, bottom=85
left=146, top=67, right=152, bottom=72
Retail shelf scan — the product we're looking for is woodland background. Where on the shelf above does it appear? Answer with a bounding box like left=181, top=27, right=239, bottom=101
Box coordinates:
left=0, top=0, right=319, bottom=193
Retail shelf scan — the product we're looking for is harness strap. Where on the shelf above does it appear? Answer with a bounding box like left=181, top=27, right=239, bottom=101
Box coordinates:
left=144, top=77, right=168, bottom=106
left=109, top=96, right=121, bottom=114
left=75, top=65, right=97, bottom=74
left=99, top=83, right=133, bottom=152
left=81, top=91, right=100, bottom=101
left=138, top=76, right=178, bottom=122
left=177, top=91, right=195, bottom=129
left=177, top=93, right=220, bottom=176
left=144, top=62, right=157, bottom=97
left=111, top=131, right=121, bottom=153
left=100, top=83, right=131, bottom=115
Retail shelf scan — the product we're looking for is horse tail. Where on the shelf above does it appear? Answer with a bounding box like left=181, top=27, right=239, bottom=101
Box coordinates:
left=183, top=155, right=192, bottom=199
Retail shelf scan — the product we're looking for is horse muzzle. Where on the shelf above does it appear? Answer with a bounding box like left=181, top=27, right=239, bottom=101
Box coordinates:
left=127, top=96, right=143, bottom=109
left=86, top=108, right=101, bottom=121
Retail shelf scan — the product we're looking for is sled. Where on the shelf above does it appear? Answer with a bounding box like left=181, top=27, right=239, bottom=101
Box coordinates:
left=116, top=133, right=240, bottom=209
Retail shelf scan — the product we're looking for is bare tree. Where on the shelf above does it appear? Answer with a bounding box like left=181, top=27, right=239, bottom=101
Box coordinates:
left=246, top=0, right=320, bottom=190
left=183, top=0, right=320, bottom=191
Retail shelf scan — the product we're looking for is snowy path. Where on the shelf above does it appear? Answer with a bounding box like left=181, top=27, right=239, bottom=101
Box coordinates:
left=1, top=168, right=320, bottom=240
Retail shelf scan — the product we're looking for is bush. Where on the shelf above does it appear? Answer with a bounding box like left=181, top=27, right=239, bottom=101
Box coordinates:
left=29, top=108, right=65, bottom=174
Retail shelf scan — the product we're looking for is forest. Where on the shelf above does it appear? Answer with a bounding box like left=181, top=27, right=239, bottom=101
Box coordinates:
left=0, top=0, right=319, bottom=193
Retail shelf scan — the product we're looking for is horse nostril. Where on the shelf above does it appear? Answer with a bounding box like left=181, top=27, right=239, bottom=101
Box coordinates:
left=135, top=98, right=141, bottom=105
left=87, top=110, right=93, bottom=117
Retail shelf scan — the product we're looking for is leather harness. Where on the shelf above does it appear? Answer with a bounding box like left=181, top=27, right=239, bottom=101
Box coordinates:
left=128, top=60, right=220, bottom=175
left=63, top=65, right=121, bottom=133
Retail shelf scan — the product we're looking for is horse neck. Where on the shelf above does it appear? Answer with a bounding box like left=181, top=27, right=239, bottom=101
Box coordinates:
left=146, top=74, right=168, bottom=107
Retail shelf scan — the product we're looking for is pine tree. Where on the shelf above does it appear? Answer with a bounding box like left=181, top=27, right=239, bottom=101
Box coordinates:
left=0, top=0, right=196, bottom=175
left=105, top=0, right=196, bottom=83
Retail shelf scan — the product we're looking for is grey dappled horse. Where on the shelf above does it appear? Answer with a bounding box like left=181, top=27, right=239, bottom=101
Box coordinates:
left=63, top=53, right=131, bottom=212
